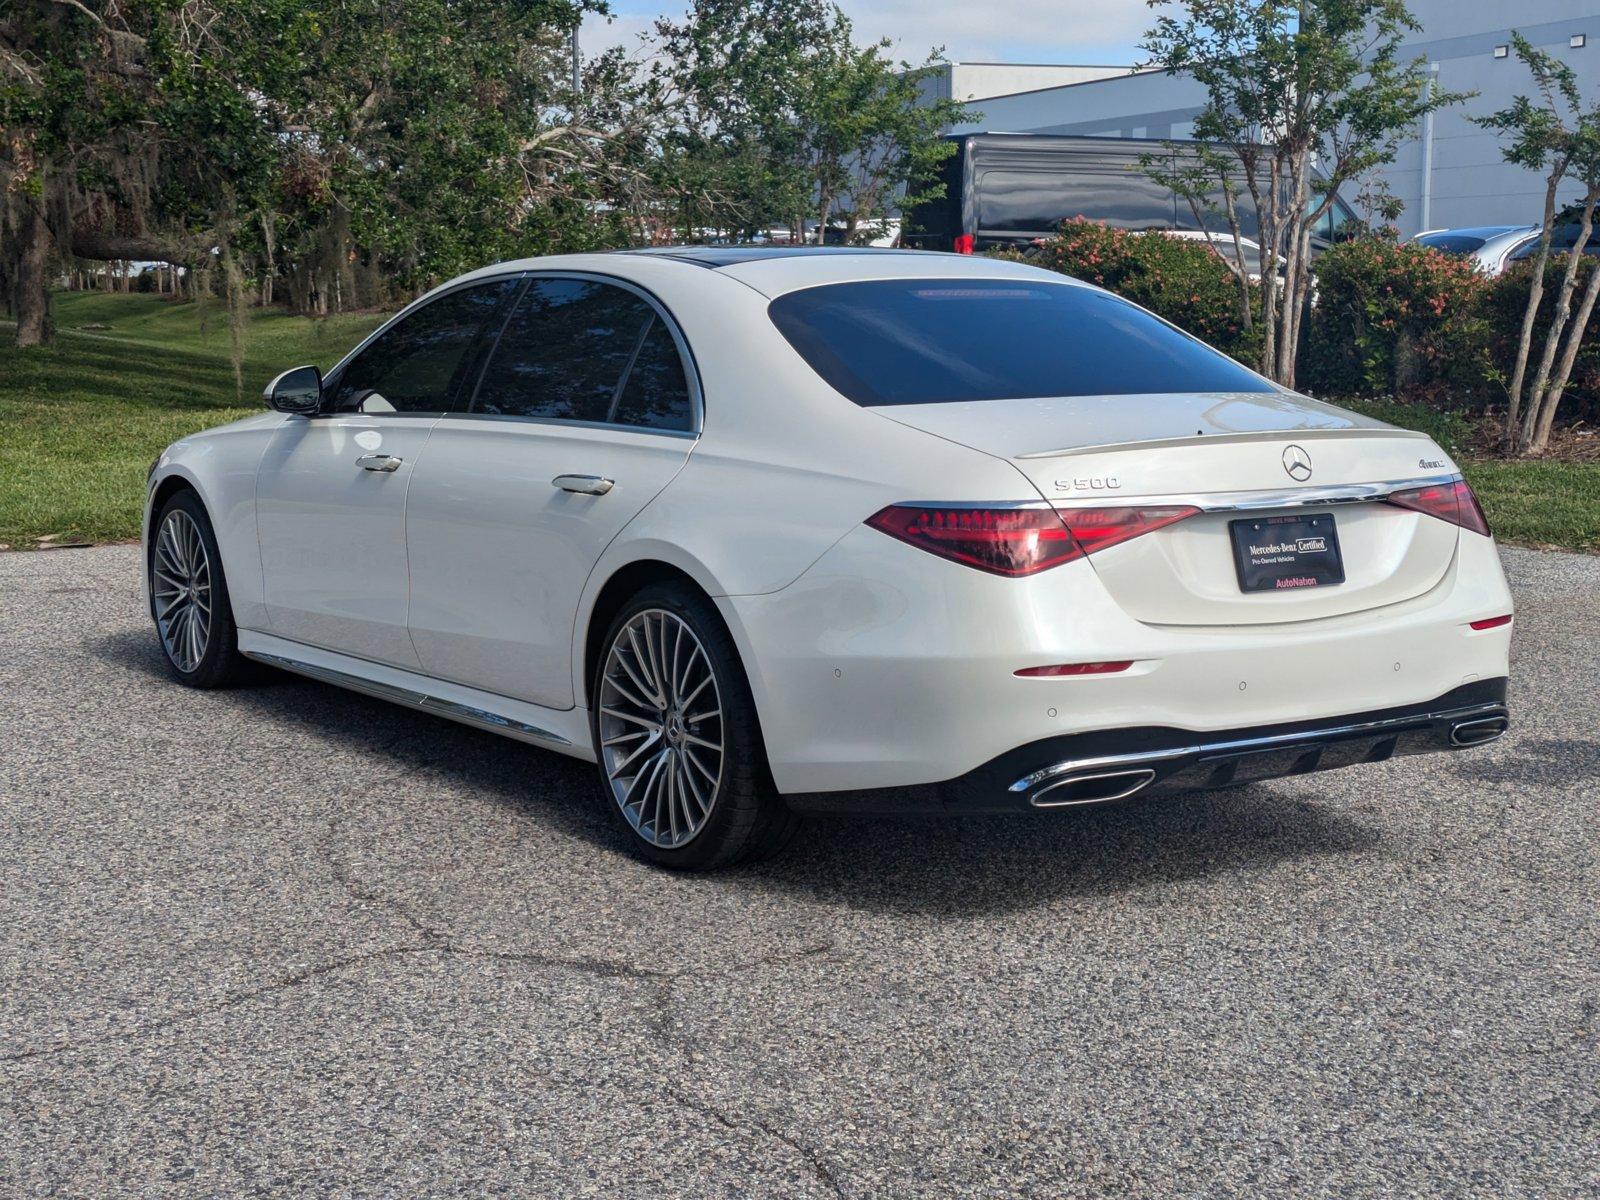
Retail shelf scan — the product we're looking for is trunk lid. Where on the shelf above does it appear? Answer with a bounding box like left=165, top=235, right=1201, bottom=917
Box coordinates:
left=876, top=392, right=1462, bottom=625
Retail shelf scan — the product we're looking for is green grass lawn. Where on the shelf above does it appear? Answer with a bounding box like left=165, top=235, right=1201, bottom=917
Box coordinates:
left=2, top=292, right=1597, bottom=550
left=1, top=292, right=383, bottom=546
left=1337, top=398, right=1600, bottom=552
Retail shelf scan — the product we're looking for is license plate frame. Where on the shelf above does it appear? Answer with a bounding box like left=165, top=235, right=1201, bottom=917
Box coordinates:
left=1228, top=512, right=1346, bottom=593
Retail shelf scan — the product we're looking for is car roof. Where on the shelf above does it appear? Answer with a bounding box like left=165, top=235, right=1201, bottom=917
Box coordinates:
left=618, top=245, right=933, bottom=268
left=438, top=245, right=1079, bottom=302
left=1418, top=225, right=1535, bottom=239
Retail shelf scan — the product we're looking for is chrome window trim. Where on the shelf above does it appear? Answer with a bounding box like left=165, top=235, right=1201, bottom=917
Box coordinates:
left=456, top=269, right=705, bottom=439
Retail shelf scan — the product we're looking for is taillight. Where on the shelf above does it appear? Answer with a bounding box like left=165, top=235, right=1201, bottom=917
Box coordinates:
left=1386, top=479, right=1491, bottom=536
left=865, top=504, right=1198, bottom=576
left=865, top=506, right=1077, bottom=576
left=1056, top=505, right=1200, bottom=556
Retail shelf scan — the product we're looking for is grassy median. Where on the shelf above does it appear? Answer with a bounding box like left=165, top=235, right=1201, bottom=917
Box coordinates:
left=2, top=291, right=1597, bottom=550
left=1, top=293, right=381, bottom=546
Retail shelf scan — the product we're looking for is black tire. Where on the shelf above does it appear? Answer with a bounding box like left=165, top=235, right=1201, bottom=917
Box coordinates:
left=590, top=582, right=800, bottom=870
left=149, top=489, right=248, bottom=689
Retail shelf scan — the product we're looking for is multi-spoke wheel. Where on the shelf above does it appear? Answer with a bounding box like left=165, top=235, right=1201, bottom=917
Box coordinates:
left=153, top=508, right=213, bottom=673
left=148, top=490, right=244, bottom=688
left=592, top=584, right=799, bottom=868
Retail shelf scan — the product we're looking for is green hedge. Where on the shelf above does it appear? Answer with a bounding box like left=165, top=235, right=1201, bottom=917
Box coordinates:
left=1014, top=225, right=1600, bottom=426
left=996, top=219, right=1258, bottom=363
left=1302, top=238, right=1489, bottom=400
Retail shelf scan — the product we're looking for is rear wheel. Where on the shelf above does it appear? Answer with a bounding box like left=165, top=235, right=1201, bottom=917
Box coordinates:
left=592, top=583, right=798, bottom=869
left=150, top=490, right=246, bottom=688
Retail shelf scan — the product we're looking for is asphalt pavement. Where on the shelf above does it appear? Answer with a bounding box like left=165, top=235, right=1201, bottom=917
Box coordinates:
left=1, top=544, right=1596, bottom=1198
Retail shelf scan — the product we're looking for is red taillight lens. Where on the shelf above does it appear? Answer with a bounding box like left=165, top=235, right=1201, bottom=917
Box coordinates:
left=1056, top=505, right=1200, bottom=556
left=865, top=506, right=1078, bottom=576
left=865, top=504, right=1199, bottom=575
left=1386, top=479, right=1491, bottom=537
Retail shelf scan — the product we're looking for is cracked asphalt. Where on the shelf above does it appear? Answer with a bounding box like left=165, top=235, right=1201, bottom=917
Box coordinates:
left=1, top=544, right=1597, bottom=1199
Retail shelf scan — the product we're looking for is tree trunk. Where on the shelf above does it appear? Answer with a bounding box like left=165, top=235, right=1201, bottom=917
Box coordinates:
left=1522, top=189, right=1598, bottom=451
left=1506, top=171, right=1565, bottom=451
left=1529, top=255, right=1600, bottom=452
left=12, top=201, right=53, bottom=348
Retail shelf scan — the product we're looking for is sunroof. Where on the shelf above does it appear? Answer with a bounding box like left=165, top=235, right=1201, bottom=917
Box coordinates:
left=621, top=246, right=934, bottom=268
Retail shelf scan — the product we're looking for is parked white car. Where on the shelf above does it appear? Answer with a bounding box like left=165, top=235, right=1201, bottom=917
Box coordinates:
left=144, top=247, right=1513, bottom=868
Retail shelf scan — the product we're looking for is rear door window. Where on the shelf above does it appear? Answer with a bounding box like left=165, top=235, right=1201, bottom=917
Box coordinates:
left=768, top=278, right=1275, bottom=406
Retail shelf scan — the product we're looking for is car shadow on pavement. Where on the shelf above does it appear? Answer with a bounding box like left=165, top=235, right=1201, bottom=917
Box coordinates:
left=91, top=630, right=1386, bottom=917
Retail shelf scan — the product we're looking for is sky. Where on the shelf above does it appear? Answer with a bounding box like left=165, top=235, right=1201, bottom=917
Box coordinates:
left=578, top=1, right=1155, bottom=68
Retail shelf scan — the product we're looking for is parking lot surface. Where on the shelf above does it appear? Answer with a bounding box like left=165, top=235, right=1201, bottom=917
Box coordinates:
left=1, top=544, right=1596, bottom=1198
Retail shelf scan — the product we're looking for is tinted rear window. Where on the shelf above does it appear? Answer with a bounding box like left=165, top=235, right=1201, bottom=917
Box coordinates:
left=1415, top=233, right=1488, bottom=255
left=768, top=279, right=1273, bottom=405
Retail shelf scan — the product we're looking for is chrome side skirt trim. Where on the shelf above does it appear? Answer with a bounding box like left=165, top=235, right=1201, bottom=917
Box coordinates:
left=1008, top=699, right=1507, bottom=794
left=242, top=649, right=573, bottom=747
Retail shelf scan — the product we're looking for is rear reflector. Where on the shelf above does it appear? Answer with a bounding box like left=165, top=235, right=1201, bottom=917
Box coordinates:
left=866, top=504, right=1199, bottom=576
left=1386, top=479, right=1491, bottom=537
left=1469, top=614, right=1512, bottom=631
left=1015, top=661, right=1133, bottom=677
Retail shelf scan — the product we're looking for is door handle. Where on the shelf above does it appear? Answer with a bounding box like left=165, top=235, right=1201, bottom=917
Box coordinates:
left=552, top=474, right=614, bottom=495
left=357, top=454, right=403, bottom=473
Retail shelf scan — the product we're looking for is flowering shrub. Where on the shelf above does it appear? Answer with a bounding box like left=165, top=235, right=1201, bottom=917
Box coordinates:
left=1484, top=255, right=1600, bottom=423
left=999, top=218, right=1258, bottom=363
left=1302, top=236, right=1489, bottom=399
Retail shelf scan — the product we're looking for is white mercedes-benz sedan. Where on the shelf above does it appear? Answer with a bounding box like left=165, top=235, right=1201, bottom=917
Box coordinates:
left=143, top=246, right=1513, bottom=868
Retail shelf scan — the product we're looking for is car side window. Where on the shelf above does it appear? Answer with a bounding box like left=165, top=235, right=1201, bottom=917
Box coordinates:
left=471, top=277, right=694, bottom=431
left=611, top=316, right=694, bottom=431
left=328, top=279, right=519, bottom=414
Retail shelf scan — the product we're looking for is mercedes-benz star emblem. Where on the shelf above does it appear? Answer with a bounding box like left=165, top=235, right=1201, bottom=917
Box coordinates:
left=1282, top=444, right=1313, bottom=482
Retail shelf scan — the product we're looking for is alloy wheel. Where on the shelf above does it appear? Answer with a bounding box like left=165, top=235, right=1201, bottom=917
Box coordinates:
left=598, top=608, right=725, bottom=848
left=152, top=508, right=213, bottom=673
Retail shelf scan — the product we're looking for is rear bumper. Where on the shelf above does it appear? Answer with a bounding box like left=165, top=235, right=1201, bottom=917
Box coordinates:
left=786, top=679, right=1508, bottom=813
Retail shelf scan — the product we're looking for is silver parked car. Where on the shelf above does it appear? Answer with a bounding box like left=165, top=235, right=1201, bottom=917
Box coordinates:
left=1409, top=226, right=1538, bottom=275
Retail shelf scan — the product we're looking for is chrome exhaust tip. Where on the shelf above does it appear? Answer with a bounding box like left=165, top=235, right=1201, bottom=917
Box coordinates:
left=1030, top=767, right=1157, bottom=807
left=1450, top=715, right=1508, bottom=748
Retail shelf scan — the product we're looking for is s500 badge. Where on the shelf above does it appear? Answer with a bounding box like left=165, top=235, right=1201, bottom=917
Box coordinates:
left=1054, top=476, right=1121, bottom=492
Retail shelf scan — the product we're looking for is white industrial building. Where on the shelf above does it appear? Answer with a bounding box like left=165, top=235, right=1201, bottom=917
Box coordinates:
left=922, top=1, right=1600, bottom=237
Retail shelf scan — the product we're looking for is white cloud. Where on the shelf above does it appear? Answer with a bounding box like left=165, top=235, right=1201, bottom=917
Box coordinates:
left=580, top=1, right=1158, bottom=67
left=842, top=0, right=1155, bottom=62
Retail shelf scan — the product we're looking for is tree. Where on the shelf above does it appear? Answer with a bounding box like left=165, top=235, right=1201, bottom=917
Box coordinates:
left=647, top=0, right=966, bottom=244
left=1142, top=0, right=1466, bottom=388
left=1475, top=33, right=1600, bottom=454
left=1, top=0, right=612, bottom=347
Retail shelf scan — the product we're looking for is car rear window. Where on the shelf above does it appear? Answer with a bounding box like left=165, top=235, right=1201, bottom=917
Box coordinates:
left=1415, top=233, right=1489, bottom=255
left=767, top=279, right=1274, bottom=406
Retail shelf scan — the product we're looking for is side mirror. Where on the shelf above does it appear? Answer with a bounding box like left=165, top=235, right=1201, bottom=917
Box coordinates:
left=264, top=365, right=323, bottom=415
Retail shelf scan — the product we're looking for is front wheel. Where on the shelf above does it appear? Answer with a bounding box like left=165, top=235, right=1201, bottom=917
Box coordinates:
left=592, top=583, right=798, bottom=869
left=149, top=490, right=247, bottom=688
